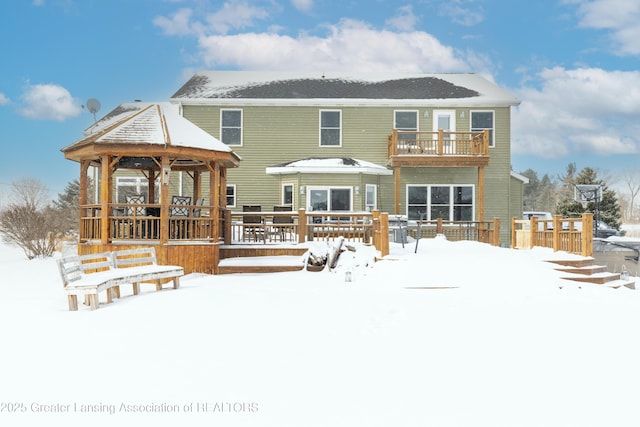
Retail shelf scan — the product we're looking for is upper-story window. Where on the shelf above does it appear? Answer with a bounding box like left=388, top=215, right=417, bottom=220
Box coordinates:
left=221, top=109, right=242, bottom=146
left=320, top=110, right=341, bottom=146
left=394, top=110, right=418, bottom=141
left=470, top=110, right=495, bottom=148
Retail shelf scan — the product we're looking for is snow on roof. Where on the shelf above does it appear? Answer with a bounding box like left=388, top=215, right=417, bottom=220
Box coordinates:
left=266, top=157, right=393, bottom=176
left=64, top=102, right=233, bottom=153
left=171, top=71, right=520, bottom=107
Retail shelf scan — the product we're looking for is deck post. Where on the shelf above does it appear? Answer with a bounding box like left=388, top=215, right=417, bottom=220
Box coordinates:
left=581, top=213, right=593, bottom=257
left=553, top=215, right=562, bottom=252
left=530, top=216, right=537, bottom=249
left=298, top=208, right=307, bottom=243
left=511, top=217, right=517, bottom=248
left=493, top=217, right=500, bottom=246
left=436, top=217, right=443, bottom=234
left=379, top=212, right=389, bottom=257
left=394, top=167, right=401, bottom=215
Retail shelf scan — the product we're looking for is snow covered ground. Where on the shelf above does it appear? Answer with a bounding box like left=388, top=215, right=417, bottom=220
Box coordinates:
left=1, top=236, right=640, bottom=427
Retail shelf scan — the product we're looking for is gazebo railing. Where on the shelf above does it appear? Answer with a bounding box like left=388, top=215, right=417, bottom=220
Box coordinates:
left=79, top=203, right=217, bottom=242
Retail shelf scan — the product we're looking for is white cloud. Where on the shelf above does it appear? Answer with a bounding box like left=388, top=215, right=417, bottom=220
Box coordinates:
left=570, top=0, right=640, bottom=55
left=196, top=18, right=476, bottom=72
left=18, top=83, right=82, bottom=121
left=438, top=0, right=484, bottom=26
left=155, top=1, right=270, bottom=36
left=153, top=8, right=199, bottom=36
left=0, top=93, right=9, bottom=105
left=32, top=0, right=44, bottom=6
left=512, top=67, right=640, bottom=158
left=385, top=5, right=419, bottom=32
left=206, top=1, right=269, bottom=34
left=291, top=0, right=313, bottom=13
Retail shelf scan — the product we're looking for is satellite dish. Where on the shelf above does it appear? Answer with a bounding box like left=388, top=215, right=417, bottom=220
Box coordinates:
left=86, top=98, right=101, bottom=122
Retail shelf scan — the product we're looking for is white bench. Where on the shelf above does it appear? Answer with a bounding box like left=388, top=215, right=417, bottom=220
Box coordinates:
left=57, top=247, right=184, bottom=311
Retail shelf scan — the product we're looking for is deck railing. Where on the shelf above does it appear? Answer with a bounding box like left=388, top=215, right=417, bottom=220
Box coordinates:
left=400, top=218, right=500, bottom=246
left=226, top=210, right=377, bottom=244
left=512, top=213, right=593, bottom=256
left=79, top=203, right=217, bottom=242
left=388, top=129, right=489, bottom=157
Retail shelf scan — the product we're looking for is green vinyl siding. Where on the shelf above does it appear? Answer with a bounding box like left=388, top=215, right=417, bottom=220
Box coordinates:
left=182, top=104, right=519, bottom=242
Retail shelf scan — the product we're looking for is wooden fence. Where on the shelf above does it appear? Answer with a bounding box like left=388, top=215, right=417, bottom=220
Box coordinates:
left=511, top=213, right=593, bottom=256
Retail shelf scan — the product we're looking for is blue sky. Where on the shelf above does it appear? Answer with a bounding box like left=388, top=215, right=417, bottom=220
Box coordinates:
left=1, top=0, right=639, bottom=201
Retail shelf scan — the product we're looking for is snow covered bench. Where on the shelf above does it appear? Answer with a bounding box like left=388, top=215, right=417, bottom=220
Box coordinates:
left=57, top=248, right=184, bottom=311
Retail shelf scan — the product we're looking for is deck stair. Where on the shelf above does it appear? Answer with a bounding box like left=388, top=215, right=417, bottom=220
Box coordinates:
left=218, top=246, right=309, bottom=274
left=547, top=258, right=636, bottom=289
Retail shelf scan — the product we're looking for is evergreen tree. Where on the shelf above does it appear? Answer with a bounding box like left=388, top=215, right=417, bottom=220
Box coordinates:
left=555, top=165, right=622, bottom=230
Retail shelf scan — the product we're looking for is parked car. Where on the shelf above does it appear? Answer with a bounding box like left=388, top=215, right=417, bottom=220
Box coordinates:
left=523, top=211, right=554, bottom=230
left=595, top=221, right=620, bottom=238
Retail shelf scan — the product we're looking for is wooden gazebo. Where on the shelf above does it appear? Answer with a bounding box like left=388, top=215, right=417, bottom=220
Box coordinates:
left=61, top=102, right=240, bottom=274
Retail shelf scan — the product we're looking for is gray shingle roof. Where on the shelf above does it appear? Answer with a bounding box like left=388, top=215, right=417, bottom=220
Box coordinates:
left=169, top=71, right=521, bottom=107
left=173, top=76, right=478, bottom=100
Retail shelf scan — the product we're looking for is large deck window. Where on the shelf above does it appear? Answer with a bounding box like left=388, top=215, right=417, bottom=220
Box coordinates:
left=407, top=185, right=474, bottom=221
left=308, top=187, right=352, bottom=211
left=221, top=109, right=242, bottom=146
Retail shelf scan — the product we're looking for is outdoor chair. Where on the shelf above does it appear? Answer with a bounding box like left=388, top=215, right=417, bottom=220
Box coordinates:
left=170, top=195, right=192, bottom=217
left=126, top=194, right=146, bottom=216
left=193, top=197, right=205, bottom=218
left=170, top=195, right=192, bottom=239
left=272, top=205, right=294, bottom=241
left=243, top=205, right=263, bottom=242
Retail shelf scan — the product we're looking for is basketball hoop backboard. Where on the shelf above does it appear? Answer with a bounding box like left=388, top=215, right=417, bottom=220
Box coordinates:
left=574, top=184, right=602, bottom=203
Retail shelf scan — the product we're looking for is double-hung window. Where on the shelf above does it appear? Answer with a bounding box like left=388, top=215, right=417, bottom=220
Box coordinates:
left=221, top=109, right=242, bottom=146
left=407, top=185, right=474, bottom=221
left=320, top=110, right=341, bottom=146
left=282, top=184, right=294, bottom=207
left=365, top=184, right=377, bottom=212
left=394, top=110, right=418, bottom=143
left=470, top=110, right=494, bottom=148
left=226, top=185, right=236, bottom=207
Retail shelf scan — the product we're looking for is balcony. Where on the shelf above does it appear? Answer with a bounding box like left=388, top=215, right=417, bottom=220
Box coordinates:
left=387, top=129, right=490, bottom=167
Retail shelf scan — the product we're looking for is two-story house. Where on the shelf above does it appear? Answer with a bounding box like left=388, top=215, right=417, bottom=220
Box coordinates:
left=169, top=71, right=524, bottom=244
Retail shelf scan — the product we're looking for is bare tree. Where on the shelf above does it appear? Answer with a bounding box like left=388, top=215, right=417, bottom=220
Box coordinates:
left=8, top=177, right=51, bottom=209
left=0, top=178, right=66, bottom=259
left=622, top=170, right=640, bottom=222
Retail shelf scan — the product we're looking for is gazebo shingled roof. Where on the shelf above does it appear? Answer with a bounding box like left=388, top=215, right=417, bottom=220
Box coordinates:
left=61, top=102, right=240, bottom=168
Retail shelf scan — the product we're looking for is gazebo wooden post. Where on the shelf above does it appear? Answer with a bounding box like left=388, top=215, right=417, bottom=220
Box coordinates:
left=210, top=162, right=221, bottom=241
left=477, top=166, right=485, bottom=222
left=147, top=170, right=156, bottom=205
left=159, top=157, right=170, bottom=244
left=99, top=155, right=112, bottom=244
left=79, top=160, right=90, bottom=241
left=193, top=170, right=201, bottom=202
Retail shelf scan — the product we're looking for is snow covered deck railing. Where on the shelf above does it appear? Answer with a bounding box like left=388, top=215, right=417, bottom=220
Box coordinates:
left=512, top=213, right=593, bottom=256
left=388, top=130, right=489, bottom=167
